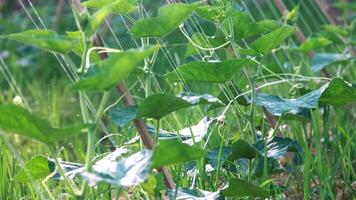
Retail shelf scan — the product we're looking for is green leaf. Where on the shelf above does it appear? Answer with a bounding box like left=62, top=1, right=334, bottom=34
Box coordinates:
left=185, top=32, right=226, bottom=57
left=196, top=5, right=227, bottom=22
left=250, top=25, right=295, bottom=54
left=285, top=4, right=299, bottom=23
left=88, top=2, right=116, bottom=32
left=152, top=140, right=206, bottom=168
left=131, top=3, right=200, bottom=38
left=298, top=37, right=332, bottom=52
left=13, top=155, right=83, bottom=183
left=82, top=0, right=136, bottom=14
left=13, top=155, right=50, bottom=183
left=254, top=136, right=302, bottom=159
left=0, top=104, right=86, bottom=144
left=254, top=93, right=312, bottom=117
left=228, top=140, right=259, bottom=161
left=164, top=59, right=256, bottom=83
left=334, top=2, right=356, bottom=12
left=222, top=178, right=269, bottom=198
left=137, top=93, right=223, bottom=120
left=209, top=83, right=250, bottom=110
left=254, top=78, right=356, bottom=117
left=3, top=29, right=77, bottom=54
left=319, top=78, right=356, bottom=106
left=168, top=188, right=220, bottom=200
left=66, top=31, right=101, bottom=63
left=110, top=106, right=138, bottom=127
left=82, top=150, right=152, bottom=186
left=216, top=11, right=280, bottom=41
left=311, top=53, right=349, bottom=72
left=147, top=117, right=214, bottom=144
left=72, top=46, right=157, bottom=91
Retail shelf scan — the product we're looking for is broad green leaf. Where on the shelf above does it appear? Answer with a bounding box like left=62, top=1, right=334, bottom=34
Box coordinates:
left=131, top=3, right=200, bottom=38
left=254, top=136, right=302, bottom=159
left=137, top=93, right=223, bottom=120
left=250, top=25, right=295, bottom=54
left=323, top=25, right=348, bottom=36
left=0, top=104, right=86, bottom=144
left=152, top=140, right=206, bottom=168
left=13, top=155, right=50, bottom=183
left=196, top=5, right=227, bottom=22
left=209, top=83, right=250, bottom=110
left=13, top=155, right=83, bottom=183
left=222, top=178, right=269, bottom=198
left=66, top=31, right=101, bottom=63
left=254, top=78, right=356, bottom=117
left=216, top=11, right=280, bottom=41
left=228, top=140, right=259, bottom=161
left=168, top=188, right=220, bottom=200
left=88, top=2, right=116, bottom=32
left=141, top=175, right=157, bottom=195
left=254, top=93, right=312, bottom=117
left=207, top=147, right=232, bottom=168
left=311, top=53, right=349, bottom=72
left=185, top=32, right=226, bottom=57
left=207, top=140, right=259, bottom=169
left=3, top=29, right=77, bottom=54
left=72, top=46, right=157, bottom=91
left=82, top=0, right=136, bottom=14
left=82, top=150, right=152, bottom=187
left=110, top=106, right=138, bottom=127
left=298, top=37, right=332, bottom=52
left=164, top=59, right=256, bottom=83
left=319, top=78, right=356, bottom=106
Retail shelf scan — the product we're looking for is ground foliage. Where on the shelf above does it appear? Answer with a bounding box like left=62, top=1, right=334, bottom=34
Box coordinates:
left=0, top=0, right=355, bottom=199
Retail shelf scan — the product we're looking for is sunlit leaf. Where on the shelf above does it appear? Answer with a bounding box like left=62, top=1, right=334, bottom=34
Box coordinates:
left=185, top=32, right=226, bottom=57
left=147, top=117, right=214, bottom=145
left=152, top=140, right=206, bottom=168
left=137, top=93, right=223, bottom=120
left=73, top=46, right=157, bottom=91
left=164, top=59, right=256, bottom=83
left=0, top=104, right=86, bottom=144
left=66, top=31, right=101, bottom=63
left=216, top=11, right=281, bottom=41
left=168, top=188, right=221, bottom=200
left=285, top=4, right=299, bottom=23
left=13, top=155, right=50, bottom=183
left=298, top=37, right=332, bottom=52
left=82, top=150, right=152, bottom=187
left=3, top=29, right=77, bottom=54
left=82, top=0, right=136, bottom=14
left=131, top=3, right=200, bottom=38
left=196, top=5, right=227, bottom=22
left=222, top=178, right=269, bottom=198
left=88, top=2, right=116, bottom=32
left=250, top=25, right=295, bottom=54
left=13, top=155, right=83, bottom=183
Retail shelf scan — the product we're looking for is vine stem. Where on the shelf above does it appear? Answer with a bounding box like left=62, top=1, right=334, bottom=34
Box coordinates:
left=70, top=0, right=175, bottom=190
